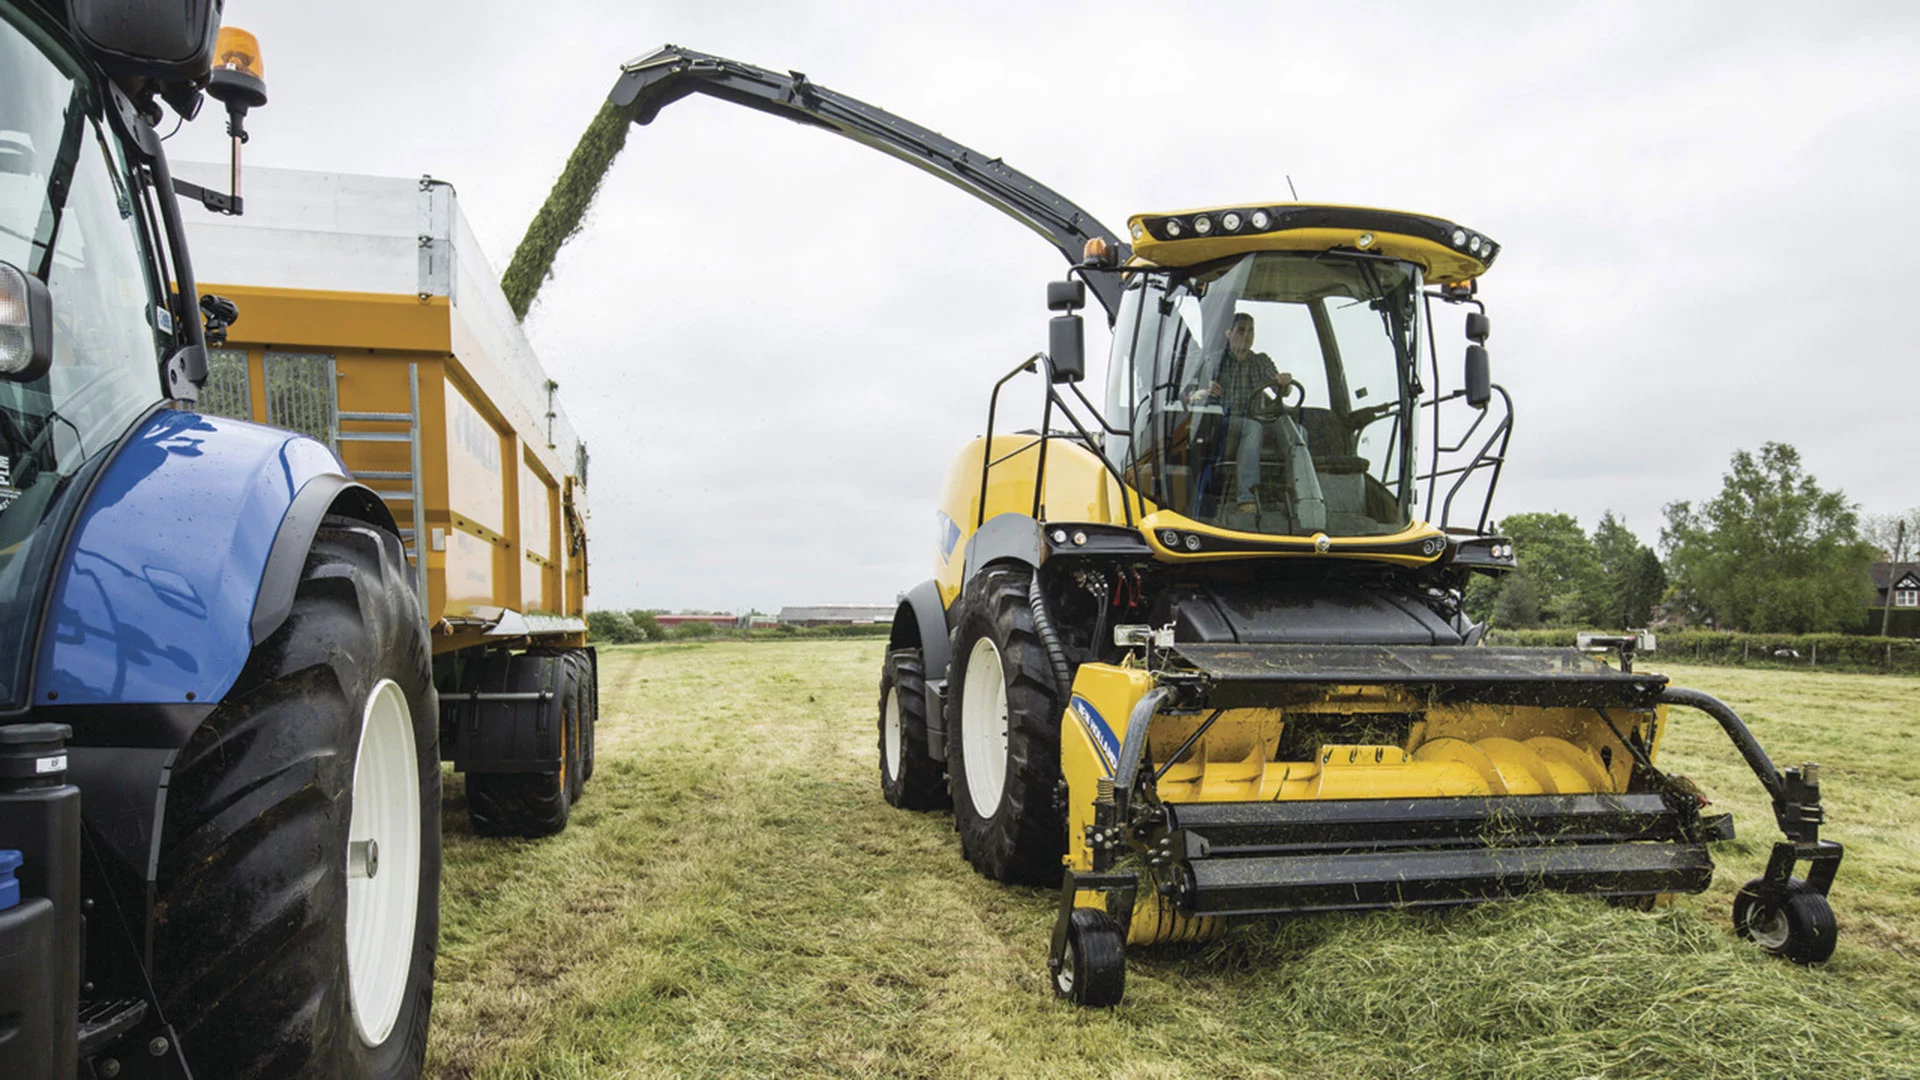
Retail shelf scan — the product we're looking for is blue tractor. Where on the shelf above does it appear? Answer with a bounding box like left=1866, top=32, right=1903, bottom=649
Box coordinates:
left=0, top=3, right=440, bottom=1076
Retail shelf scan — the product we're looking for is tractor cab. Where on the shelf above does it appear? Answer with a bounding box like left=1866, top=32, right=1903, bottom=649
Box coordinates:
left=1100, top=203, right=1498, bottom=546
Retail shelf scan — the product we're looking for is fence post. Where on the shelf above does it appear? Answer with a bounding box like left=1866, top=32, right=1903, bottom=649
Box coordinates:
left=1811, top=642, right=1818, bottom=669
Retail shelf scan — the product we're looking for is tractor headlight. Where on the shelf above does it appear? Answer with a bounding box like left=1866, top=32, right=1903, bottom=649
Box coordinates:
left=1165, top=219, right=1183, bottom=238
left=1250, top=209, right=1271, bottom=230
left=1451, top=228, right=1468, bottom=248
left=1221, top=211, right=1242, bottom=232
left=1193, top=215, right=1213, bottom=235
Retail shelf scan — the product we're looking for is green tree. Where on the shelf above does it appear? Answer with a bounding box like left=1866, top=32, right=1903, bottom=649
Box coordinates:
left=626, top=610, right=663, bottom=641
left=1496, top=512, right=1600, bottom=625
left=1661, top=443, right=1875, bottom=633
left=1582, top=511, right=1666, bottom=628
left=1490, top=572, right=1544, bottom=629
left=586, top=609, right=643, bottom=644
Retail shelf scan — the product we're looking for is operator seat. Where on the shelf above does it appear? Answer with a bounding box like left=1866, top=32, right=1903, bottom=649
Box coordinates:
left=1297, top=407, right=1373, bottom=533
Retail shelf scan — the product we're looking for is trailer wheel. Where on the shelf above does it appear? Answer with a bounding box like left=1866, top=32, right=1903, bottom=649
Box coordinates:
left=466, top=653, right=579, bottom=837
left=151, top=519, right=439, bottom=1078
left=1055, top=909, right=1126, bottom=1007
left=1733, top=877, right=1837, bottom=965
left=561, top=651, right=589, bottom=804
left=580, top=651, right=598, bottom=783
left=878, top=648, right=948, bottom=810
left=946, top=565, right=1066, bottom=885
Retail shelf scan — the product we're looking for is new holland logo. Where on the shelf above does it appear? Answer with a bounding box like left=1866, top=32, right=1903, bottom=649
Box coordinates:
left=936, top=510, right=962, bottom=563
left=1069, top=696, right=1119, bottom=776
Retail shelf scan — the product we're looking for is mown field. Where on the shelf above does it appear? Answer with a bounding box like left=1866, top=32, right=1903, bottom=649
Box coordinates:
left=426, top=642, right=1920, bottom=1079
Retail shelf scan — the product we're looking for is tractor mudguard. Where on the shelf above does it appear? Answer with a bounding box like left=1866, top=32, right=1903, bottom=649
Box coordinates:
left=32, top=410, right=396, bottom=712
left=961, top=513, right=1045, bottom=589
left=889, top=580, right=953, bottom=757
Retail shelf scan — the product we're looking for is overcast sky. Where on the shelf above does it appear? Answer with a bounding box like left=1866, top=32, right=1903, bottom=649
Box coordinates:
left=169, top=1, right=1920, bottom=613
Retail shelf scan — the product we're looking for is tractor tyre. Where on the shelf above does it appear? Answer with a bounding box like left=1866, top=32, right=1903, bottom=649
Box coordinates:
left=878, top=647, right=948, bottom=810
left=580, top=650, right=598, bottom=783
left=1055, top=908, right=1126, bottom=1008
left=466, top=653, right=579, bottom=838
left=1733, top=877, right=1837, bottom=965
left=945, top=565, right=1068, bottom=885
left=150, top=519, right=440, bottom=1078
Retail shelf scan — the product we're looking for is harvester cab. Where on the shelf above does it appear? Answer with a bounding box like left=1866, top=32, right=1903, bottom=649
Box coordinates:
left=514, top=45, right=1844, bottom=1010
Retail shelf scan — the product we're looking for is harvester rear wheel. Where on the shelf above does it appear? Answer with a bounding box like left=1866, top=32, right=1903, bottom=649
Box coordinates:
left=1733, top=877, right=1837, bottom=965
left=466, top=653, right=579, bottom=837
left=945, top=565, right=1067, bottom=885
left=1055, top=908, right=1126, bottom=1007
left=150, top=519, right=440, bottom=1078
left=878, top=648, right=948, bottom=810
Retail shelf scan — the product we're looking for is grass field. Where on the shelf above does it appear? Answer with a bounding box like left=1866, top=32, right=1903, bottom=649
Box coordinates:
left=426, top=642, right=1920, bottom=1079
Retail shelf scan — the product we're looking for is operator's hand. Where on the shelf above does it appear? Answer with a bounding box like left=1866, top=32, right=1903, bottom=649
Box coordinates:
left=1187, top=381, right=1222, bottom=406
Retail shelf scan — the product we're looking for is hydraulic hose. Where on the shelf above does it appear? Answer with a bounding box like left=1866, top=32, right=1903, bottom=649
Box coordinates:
left=1028, top=572, right=1075, bottom=697
left=1658, top=686, right=1783, bottom=799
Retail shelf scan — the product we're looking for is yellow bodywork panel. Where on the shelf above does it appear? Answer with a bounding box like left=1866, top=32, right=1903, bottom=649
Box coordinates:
left=1126, top=201, right=1494, bottom=285
left=934, top=435, right=1125, bottom=608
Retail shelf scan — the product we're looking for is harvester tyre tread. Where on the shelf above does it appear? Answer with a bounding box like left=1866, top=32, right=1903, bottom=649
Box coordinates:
left=150, top=518, right=440, bottom=1079
left=878, top=648, right=948, bottom=810
left=466, top=653, right=580, bottom=838
left=946, top=565, right=1067, bottom=885
left=1056, top=908, right=1126, bottom=1007
left=1733, top=877, right=1836, bottom=965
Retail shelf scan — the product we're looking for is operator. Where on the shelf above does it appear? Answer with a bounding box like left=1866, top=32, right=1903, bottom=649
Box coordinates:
left=1185, top=312, right=1293, bottom=514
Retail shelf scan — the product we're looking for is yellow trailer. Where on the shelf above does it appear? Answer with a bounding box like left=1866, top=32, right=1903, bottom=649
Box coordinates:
left=178, top=163, right=597, bottom=835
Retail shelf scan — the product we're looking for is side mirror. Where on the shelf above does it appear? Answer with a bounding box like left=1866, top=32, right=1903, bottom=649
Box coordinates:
left=1464, top=344, right=1490, bottom=408
left=1046, top=279, right=1085, bottom=312
left=0, top=260, right=53, bottom=383
left=1465, top=311, right=1490, bottom=344
left=1049, top=314, right=1085, bottom=384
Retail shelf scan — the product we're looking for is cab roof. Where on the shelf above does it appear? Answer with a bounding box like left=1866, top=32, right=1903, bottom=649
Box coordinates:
left=1126, top=203, right=1497, bottom=285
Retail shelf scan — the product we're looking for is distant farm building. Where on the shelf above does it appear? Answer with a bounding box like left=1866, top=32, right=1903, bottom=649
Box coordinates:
left=778, top=604, right=894, bottom=628
left=655, top=613, right=740, bottom=629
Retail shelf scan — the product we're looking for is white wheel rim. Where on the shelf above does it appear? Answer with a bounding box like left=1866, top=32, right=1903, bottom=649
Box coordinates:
left=345, top=679, right=421, bottom=1047
left=1056, top=942, right=1077, bottom=995
left=883, top=684, right=904, bottom=781
left=960, top=637, right=1010, bottom=817
left=1749, top=905, right=1790, bottom=951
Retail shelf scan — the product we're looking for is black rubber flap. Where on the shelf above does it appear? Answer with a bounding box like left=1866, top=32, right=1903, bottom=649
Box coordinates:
left=1171, top=643, right=1668, bottom=707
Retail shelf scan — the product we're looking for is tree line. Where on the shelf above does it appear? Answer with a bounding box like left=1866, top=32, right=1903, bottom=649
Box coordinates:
left=1474, top=442, right=1902, bottom=635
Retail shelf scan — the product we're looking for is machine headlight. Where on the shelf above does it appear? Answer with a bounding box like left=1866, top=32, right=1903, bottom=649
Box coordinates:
left=1468, top=236, right=1483, bottom=254
left=1165, top=219, right=1183, bottom=238
left=1193, top=215, right=1212, bottom=235
left=1451, top=228, right=1468, bottom=247
left=1051, top=529, right=1069, bottom=545
left=1221, top=211, right=1242, bottom=232
left=1184, top=534, right=1202, bottom=552
left=1131, top=222, right=1145, bottom=241
left=1250, top=209, right=1271, bottom=230
left=1161, top=530, right=1180, bottom=547
left=1072, top=531, right=1088, bottom=546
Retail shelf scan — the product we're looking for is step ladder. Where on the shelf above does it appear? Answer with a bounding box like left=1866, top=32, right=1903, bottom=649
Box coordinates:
left=337, top=362, right=430, bottom=615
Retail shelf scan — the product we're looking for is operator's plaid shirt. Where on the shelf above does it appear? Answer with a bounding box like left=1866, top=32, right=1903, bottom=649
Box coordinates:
left=1188, top=349, right=1279, bottom=415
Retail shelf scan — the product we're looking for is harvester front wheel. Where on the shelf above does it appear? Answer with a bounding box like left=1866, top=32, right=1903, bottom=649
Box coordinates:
left=878, top=648, right=948, bottom=810
left=1733, top=877, right=1837, bottom=965
left=1055, top=908, right=1126, bottom=1007
left=151, top=520, right=440, bottom=1077
left=945, top=565, right=1066, bottom=885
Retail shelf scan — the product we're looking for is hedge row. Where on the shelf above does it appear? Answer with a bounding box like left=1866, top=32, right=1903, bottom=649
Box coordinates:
left=1484, top=628, right=1920, bottom=674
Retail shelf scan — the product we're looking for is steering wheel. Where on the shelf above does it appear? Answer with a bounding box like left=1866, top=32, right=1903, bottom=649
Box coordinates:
left=1247, top=379, right=1305, bottom=422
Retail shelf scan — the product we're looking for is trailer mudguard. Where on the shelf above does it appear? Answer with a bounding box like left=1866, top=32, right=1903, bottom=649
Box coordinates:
left=31, top=409, right=393, bottom=710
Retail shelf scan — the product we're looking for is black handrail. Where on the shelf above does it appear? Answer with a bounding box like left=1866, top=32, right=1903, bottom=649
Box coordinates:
left=977, top=355, right=1136, bottom=531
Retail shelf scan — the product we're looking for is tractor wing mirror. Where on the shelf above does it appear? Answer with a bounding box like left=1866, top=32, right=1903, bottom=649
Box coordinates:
left=1465, top=311, right=1490, bottom=344
left=1049, top=314, right=1085, bottom=384
left=1464, top=344, right=1490, bottom=408
left=1047, top=279, right=1085, bottom=312
left=0, top=261, right=53, bottom=383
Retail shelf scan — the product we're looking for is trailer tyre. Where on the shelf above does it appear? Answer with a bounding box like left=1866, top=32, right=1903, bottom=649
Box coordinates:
left=466, top=654, right=581, bottom=837
left=946, top=565, right=1067, bottom=885
left=1055, top=909, right=1126, bottom=1008
left=878, top=648, right=948, bottom=810
left=1733, top=877, right=1837, bottom=965
left=151, top=519, right=439, bottom=1079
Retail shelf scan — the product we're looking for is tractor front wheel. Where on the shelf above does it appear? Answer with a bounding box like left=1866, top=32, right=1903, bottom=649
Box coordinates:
left=151, top=520, right=440, bottom=1078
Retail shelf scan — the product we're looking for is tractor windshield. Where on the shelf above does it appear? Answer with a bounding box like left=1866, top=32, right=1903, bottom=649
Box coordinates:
left=0, top=6, right=167, bottom=709
left=1104, top=251, right=1422, bottom=538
